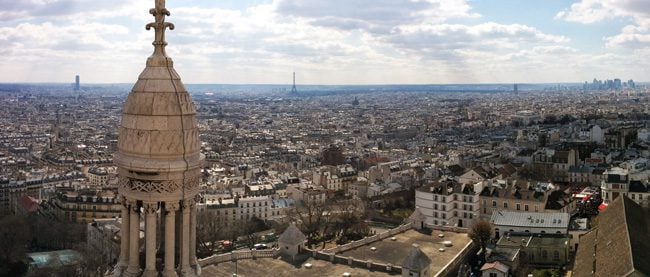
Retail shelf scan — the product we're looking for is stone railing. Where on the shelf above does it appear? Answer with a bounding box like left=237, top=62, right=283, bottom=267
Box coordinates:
left=325, top=223, right=412, bottom=254
left=303, top=248, right=402, bottom=275
left=198, top=248, right=279, bottom=267
left=426, top=224, right=469, bottom=233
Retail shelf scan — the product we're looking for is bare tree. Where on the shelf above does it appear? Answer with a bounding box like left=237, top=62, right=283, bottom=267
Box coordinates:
left=328, top=199, right=369, bottom=244
left=468, top=219, right=492, bottom=258
left=196, top=211, right=225, bottom=257
left=288, top=200, right=331, bottom=248
left=0, top=215, right=31, bottom=265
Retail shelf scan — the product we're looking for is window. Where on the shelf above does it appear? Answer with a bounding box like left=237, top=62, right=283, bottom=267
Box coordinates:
left=492, top=201, right=497, bottom=207
left=632, top=194, right=635, bottom=200
left=525, top=205, right=529, bottom=211
left=454, top=195, right=458, bottom=201
left=504, top=202, right=508, bottom=208
left=516, top=204, right=521, bottom=210
left=489, top=273, right=498, bottom=277
left=542, top=250, right=548, bottom=259
left=553, top=250, right=560, bottom=261
left=442, top=214, right=446, bottom=219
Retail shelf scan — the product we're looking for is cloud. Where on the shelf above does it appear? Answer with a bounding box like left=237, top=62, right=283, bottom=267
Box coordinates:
left=274, top=0, right=478, bottom=34
left=557, top=0, right=650, bottom=49
left=0, top=0, right=625, bottom=84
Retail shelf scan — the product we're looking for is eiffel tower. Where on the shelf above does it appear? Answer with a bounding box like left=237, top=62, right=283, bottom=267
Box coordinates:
left=290, top=72, right=298, bottom=95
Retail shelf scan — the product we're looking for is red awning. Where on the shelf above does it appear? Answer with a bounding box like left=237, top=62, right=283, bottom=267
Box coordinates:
left=598, top=203, right=608, bottom=212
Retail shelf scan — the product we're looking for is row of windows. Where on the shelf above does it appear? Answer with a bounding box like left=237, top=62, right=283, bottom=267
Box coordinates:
left=452, top=203, right=475, bottom=211
left=488, top=200, right=537, bottom=212
left=630, top=193, right=645, bottom=200
left=239, top=201, right=269, bottom=208
left=433, top=195, right=475, bottom=202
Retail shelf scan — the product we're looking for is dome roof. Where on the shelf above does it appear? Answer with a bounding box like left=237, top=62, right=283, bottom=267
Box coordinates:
left=115, top=2, right=203, bottom=201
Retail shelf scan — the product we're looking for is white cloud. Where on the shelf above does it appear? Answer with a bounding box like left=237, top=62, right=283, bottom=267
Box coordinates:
left=557, top=0, right=650, bottom=50
left=0, top=0, right=633, bottom=84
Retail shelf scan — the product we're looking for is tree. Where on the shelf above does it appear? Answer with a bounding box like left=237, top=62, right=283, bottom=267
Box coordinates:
left=468, top=219, right=492, bottom=258
left=196, top=211, right=225, bottom=257
left=0, top=215, right=31, bottom=276
left=288, top=201, right=331, bottom=248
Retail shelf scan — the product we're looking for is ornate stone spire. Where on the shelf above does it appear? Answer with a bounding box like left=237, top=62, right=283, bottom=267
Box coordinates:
left=114, top=0, right=204, bottom=276
left=146, top=0, right=175, bottom=57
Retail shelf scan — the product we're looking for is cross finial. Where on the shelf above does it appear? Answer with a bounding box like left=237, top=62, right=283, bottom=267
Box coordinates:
left=145, top=0, right=175, bottom=56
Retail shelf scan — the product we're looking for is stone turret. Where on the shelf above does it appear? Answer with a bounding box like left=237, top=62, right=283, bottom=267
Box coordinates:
left=278, top=223, right=307, bottom=261
left=114, top=1, right=204, bottom=276
left=402, top=244, right=431, bottom=277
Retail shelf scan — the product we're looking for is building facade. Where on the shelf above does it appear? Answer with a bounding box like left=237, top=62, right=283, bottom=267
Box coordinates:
left=415, top=179, right=480, bottom=228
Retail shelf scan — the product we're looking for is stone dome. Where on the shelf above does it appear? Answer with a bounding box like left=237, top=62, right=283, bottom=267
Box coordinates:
left=114, top=17, right=204, bottom=202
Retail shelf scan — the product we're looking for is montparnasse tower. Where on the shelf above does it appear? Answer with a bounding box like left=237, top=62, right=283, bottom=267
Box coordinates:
left=114, top=0, right=204, bottom=276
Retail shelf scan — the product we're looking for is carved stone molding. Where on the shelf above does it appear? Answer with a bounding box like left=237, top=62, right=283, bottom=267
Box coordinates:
left=143, top=202, right=159, bottom=214
left=166, top=202, right=179, bottom=212
left=181, top=199, right=194, bottom=211
left=126, top=198, right=138, bottom=210
left=118, top=176, right=201, bottom=194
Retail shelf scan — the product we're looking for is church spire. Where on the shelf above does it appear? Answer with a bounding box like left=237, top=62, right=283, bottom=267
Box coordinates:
left=146, top=0, right=175, bottom=57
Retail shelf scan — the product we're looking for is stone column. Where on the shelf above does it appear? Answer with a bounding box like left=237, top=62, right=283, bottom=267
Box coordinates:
left=179, top=199, right=192, bottom=276
left=125, top=200, right=141, bottom=276
left=189, top=200, right=197, bottom=266
left=117, top=197, right=130, bottom=269
left=143, top=202, right=158, bottom=277
left=163, top=202, right=179, bottom=277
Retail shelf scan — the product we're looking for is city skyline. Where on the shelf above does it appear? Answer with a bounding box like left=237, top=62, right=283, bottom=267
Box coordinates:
left=0, top=0, right=649, bottom=84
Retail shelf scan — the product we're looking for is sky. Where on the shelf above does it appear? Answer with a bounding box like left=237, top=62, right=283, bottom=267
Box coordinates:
left=0, top=0, right=649, bottom=85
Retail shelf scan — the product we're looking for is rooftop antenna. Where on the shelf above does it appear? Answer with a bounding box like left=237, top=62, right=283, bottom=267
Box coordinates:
left=291, top=72, right=298, bottom=95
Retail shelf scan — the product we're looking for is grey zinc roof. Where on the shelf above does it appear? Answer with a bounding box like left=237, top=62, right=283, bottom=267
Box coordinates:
left=278, top=223, right=306, bottom=246
left=402, top=244, right=431, bottom=271
left=490, top=210, right=569, bottom=229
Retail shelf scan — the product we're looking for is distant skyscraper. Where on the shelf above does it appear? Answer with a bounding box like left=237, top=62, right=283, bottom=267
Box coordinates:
left=75, top=75, right=80, bottom=91
left=290, top=72, right=298, bottom=95
left=614, top=78, right=622, bottom=90
left=513, top=83, right=518, bottom=95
